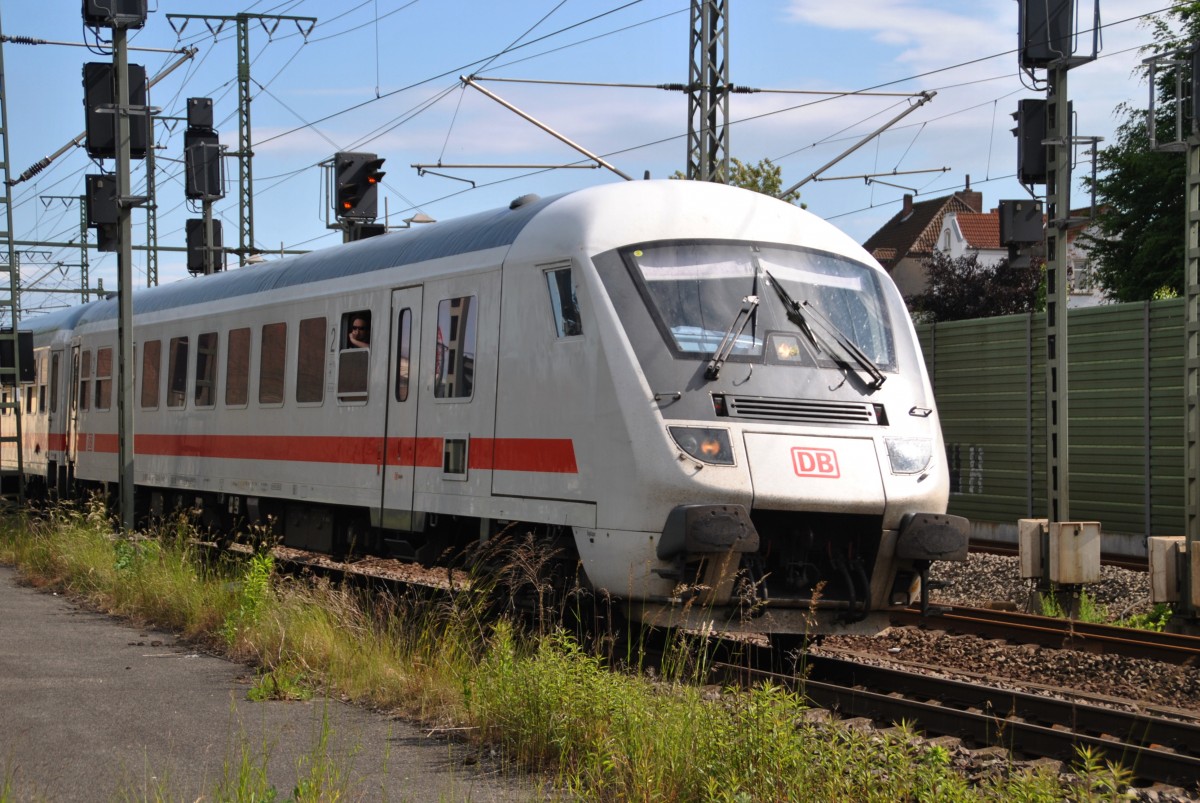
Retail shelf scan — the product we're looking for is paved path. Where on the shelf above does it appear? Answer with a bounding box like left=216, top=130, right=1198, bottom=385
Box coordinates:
left=0, top=566, right=537, bottom=801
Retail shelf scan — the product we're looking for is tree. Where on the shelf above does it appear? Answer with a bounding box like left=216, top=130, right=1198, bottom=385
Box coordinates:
left=671, top=157, right=802, bottom=205
left=908, top=252, right=1042, bottom=323
left=1082, top=3, right=1200, bottom=301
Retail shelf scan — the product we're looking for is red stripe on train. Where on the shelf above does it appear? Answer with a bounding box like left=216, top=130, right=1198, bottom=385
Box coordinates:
left=72, top=433, right=578, bottom=474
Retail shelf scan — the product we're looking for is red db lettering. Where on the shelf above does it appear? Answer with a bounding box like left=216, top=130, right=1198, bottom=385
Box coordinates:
left=792, top=447, right=840, bottom=478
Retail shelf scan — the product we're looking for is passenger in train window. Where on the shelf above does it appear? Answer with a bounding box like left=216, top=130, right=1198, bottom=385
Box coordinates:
left=348, top=316, right=370, bottom=348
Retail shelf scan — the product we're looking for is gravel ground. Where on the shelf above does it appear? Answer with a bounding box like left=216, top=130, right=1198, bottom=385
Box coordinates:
left=926, top=551, right=1157, bottom=621
left=817, top=553, right=1200, bottom=801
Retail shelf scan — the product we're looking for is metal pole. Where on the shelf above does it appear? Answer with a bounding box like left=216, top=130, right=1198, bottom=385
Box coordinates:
left=114, top=27, right=135, bottom=530
left=1045, top=63, right=1071, bottom=523
left=461, top=76, right=633, bottom=181
left=145, top=120, right=157, bottom=287
left=236, top=16, right=253, bottom=266
left=203, top=200, right=214, bottom=275
left=1185, top=127, right=1200, bottom=615
left=778, top=92, right=935, bottom=198
left=78, top=196, right=90, bottom=302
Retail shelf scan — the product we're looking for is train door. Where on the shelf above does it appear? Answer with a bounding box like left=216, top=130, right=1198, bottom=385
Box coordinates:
left=380, top=286, right=423, bottom=530
left=65, top=345, right=79, bottom=476
left=47, top=349, right=63, bottom=489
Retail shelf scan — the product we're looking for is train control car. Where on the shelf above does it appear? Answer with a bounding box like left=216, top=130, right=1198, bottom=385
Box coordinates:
left=2, top=179, right=968, bottom=633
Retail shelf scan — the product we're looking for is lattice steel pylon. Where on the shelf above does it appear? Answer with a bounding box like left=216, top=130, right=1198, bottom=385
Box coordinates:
left=1186, top=126, right=1200, bottom=616
left=686, top=0, right=730, bottom=182
left=0, top=18, right=24, bottom=502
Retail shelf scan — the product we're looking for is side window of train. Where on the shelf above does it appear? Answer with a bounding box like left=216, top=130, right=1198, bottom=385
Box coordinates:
left=38, top=353, right=47, bottom=413
left=140, top=340, right=161, bottom=409
left=49, top=352, right=60, bottom=414
left=394, top=308, right=411, bottom=403
left=78, top=349, right=91, bottom=411
left=544, top=265, right=583, bottom=337
left=194, top=332, right=218, bottom=408
left=225, top=327, right=250, bottom=408
left=167, top=336, right=189, bottom=409
left=433, top=296, right=476, bottom=400
left=296, top=317, right=326, bottom=405
left=259, top=322, right=286, bottom=406
left=94, top=347, right=113, bottom=411
left=337, top=310, right=370, bottom=404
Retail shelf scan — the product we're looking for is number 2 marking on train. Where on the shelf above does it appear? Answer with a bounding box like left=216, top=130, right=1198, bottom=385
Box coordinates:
left=792, top=447, right=840, bottom=478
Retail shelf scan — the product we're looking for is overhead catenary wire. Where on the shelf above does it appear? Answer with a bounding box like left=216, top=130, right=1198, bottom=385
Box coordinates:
left=10, top=1, right=1188, bottom=275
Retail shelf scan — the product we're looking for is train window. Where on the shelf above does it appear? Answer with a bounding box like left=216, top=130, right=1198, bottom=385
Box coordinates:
left=78, top=350, right=91, bottom=411
left=167, top=337, right=189, bottom=409
left=621, top=242, right=896, bottom=371
left=140, top=340, right=160, bottom=409
left=49, top=352, right=60, bottom=414
left=544, top=266, right=582, bottom=337
left=337, top=311, right=370, bottom=403
left=442, top=437, right=467, bottom=478
left=94, top=347, right=112, bottom=411
left=225, top=327, right=250, bottom=407
left=38, top=353, right=46, bottom=413
left=259, top=322, right=286, bottom=406
left=194, top=332, right=218, bottom=407
left=25, top=382, right=33, bottom=414
left=343, top=311, right=371, bottom=350
left=296, top=317, right=326, bottom=404
left=394, top=308, right=411, bottom=402
left=433, top=296, right=476, bottom=400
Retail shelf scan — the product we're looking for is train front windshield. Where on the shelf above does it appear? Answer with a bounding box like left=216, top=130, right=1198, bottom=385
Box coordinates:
left=624, top=242, right=896, bottom=371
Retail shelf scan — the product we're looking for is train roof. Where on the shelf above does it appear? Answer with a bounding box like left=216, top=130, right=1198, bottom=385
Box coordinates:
left=48, top=191, right=563, bottom=329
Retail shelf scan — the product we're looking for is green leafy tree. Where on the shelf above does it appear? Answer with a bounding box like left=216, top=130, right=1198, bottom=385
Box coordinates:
left=671, top=157, right=802, bottom=205
left=1082, top=3, right=1200, bottom=301
left=909, top=252, right=1042, bottom=323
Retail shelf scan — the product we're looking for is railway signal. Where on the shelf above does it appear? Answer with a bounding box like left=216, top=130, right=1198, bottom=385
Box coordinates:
left=334, top=151, right=385, bottom=221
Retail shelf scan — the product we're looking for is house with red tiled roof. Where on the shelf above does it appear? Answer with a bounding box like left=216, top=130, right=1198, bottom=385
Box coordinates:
left=937, top=209, right=1006, bottom=266
left=861, top=183, right=983, bottom=298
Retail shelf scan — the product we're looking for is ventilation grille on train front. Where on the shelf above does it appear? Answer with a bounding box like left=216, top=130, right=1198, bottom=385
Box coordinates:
left=719, top=395, right=886, bottom=426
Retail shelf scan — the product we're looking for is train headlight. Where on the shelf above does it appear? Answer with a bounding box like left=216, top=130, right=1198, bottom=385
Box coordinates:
left=885, top=437, right=933, bottom=475
left=669, top=426, right=735, bottom=465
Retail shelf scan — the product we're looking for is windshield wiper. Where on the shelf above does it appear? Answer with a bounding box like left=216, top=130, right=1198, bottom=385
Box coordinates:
left=705, top=294, right=759, bottom=380
left=765, top=271, right=886, bottom=391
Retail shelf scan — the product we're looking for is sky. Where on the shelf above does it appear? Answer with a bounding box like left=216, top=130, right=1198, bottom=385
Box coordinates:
left=0, top=0, right=1179, bottom=315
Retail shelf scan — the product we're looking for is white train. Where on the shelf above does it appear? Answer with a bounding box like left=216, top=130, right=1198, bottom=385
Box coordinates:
left=2, top=180, right=967, bottom=632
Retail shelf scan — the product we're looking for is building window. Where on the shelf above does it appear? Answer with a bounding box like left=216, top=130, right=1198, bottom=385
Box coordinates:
left=167, top=337, right=189, bottom=409
left=434, top=296, right=476, bottom=400
left=296, top=317, right=326, bottom=404
left=225, top=327, right=250, bottom=407
left=259, top=322, right=286, bottom=405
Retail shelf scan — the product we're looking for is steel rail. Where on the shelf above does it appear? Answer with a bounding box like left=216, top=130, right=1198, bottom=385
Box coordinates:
left=890, top=606, right=1200, bottom=666
left=714, top=651, right=1200, bottom=788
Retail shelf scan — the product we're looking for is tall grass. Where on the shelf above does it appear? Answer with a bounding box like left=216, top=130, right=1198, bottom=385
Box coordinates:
left=0, top=506, right=1138, bottom=802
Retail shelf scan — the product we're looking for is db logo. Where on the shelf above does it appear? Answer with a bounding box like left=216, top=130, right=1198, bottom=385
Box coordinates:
left=792, top=447, right=840, bottom=478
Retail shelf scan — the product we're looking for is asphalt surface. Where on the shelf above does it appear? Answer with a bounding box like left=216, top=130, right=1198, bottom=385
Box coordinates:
left=0, top=565, right=537, bottom=801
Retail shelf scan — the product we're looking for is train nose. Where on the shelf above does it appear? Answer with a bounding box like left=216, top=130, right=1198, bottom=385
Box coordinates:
left=742, top=433, right=885, bottom=513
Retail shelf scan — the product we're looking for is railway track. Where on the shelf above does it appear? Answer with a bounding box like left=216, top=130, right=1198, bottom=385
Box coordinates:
left=712, top=643, right=1200, bottom=789
left=248, top=544, right=1200, bottom=788
left=890, top=605, right=1200, bottom=666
